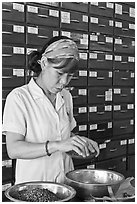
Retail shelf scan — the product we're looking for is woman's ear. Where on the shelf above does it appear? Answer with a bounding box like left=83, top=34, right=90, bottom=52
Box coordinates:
left=41, top=57, right=48, bottom=70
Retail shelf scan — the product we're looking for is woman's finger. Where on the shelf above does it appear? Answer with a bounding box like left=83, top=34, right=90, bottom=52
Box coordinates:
left=71, top=136, right=89, bottom=157
left=88, top=140, right=100, bottom=157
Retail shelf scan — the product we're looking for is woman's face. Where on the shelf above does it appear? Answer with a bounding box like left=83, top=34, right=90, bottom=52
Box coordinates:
left=41, top=63, right=74, bottom=94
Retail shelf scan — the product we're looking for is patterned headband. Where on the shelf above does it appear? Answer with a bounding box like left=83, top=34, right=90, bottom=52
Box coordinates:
left=42, top=39, right=79, bottom=60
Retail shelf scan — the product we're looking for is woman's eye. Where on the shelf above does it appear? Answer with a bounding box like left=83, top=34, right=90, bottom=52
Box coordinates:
left=68, top=74, right=74, bottom=77
left=58, top=72, right=63, bottom=76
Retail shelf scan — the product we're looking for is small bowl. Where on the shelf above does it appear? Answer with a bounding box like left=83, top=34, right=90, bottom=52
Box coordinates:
left=5, top=181, right=76, bottom=202
left=65, top=169, right=125, bottom=200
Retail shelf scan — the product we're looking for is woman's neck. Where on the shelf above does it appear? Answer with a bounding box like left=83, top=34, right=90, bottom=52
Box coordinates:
left=35, top=77, right=56, bottom=105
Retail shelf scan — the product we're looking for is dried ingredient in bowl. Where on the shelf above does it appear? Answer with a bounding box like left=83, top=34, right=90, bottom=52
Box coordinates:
left=11, top=187, right=60, bottom=202
left=123, top=192, right=134, bottom=198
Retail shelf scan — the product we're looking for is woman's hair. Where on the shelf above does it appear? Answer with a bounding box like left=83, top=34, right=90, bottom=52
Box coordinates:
left=28, top=36, right=78, bottom=75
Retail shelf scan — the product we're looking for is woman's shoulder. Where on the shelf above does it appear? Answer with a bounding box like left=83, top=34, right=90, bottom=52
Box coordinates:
left=6, top=84, right=29, bottom=101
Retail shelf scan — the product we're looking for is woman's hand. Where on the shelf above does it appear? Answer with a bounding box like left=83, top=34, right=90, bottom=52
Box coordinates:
left=56, top=135, right=99, bottom=158
left=80, top=137, right=100, bottom=157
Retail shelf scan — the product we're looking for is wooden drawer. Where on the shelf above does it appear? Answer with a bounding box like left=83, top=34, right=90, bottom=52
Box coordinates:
left=89, top=16, right=113, bottom=35
left=79, top=51, right=88, bottom=68
left=2, top=46, right=25, bottom=66
left=69, top=70, right=87, bottom=87
left=89, top=104, right=112, bottom=121
left=73, top=124, right=88, bottom=137
left=61, top=2, right=88, bottom=13
left=114, top=36, right=135, bottom=54
left=2, top=160, right=12, bottom=182
left=88, top=52, right=113, bottom=70
left=88, top=87, right=112, bottom=104
left=114, top=55, right=135, bottom=71
left=2, top=23, right=25, bottom=44
left=114, top=20, right=135, bottom=38
left=74, top=106, right=88, bottom=123
left=113, top=119, right=134, bottom=136
left=128, top=155, right=135, bottom=171
left=2, top=2, right=25, bottom=22
left=90, top=2, right=114, bottom=17
left=96, top=156, right=127, bottom=173
left=2, top=68, right=25, bottom=88
left=113, top=104, right=134, bottom=119
left=26, top=26, right=59, bottom=46
left=98, top=139, right=127, bottom=161
left=26, top=4, right=59, bottom=27
left=128, top=138, right=135, bottom=154
left=61, top=10, right=88, bottom=31
left=88, top=70, right=112, bottom=86
left=113, top=88, right=134, bottom=103
left=115, top=3, right=135, bottom=22
left=68, top=87, right=88, bottom=106
left=113, top=70, right=134, bottom=86
left=89, top=121, right=112, bottom=139
left=89, top=34, right=113, bottom=52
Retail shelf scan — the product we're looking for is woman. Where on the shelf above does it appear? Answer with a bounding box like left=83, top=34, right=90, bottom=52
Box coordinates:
left=3, top=36, right=99, bottom=184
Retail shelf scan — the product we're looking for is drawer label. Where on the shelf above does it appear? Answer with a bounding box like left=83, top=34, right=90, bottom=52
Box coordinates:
left=79, top=125, right=87, bottom=131
left=61, top=11, right=70, bottom=24
left=13, top=47, right=24, bottom=54
left=13, top=3, right=24, bottom=12
left=115, top=4, right=122, bottom=15
left=49, top=9, right=59, bottom=17
left=13, top=25, right=24, bottom=33
left=27, top=5, right=38, bottom=13
left=78, top=107, right=87, bottom=113
left=89, top=106, right=97, bottom=112
left=90, top=124, right=97, bottom=130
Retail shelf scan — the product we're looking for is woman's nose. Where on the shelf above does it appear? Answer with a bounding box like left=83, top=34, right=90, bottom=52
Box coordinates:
left=60, top=73, right=69, bottom=85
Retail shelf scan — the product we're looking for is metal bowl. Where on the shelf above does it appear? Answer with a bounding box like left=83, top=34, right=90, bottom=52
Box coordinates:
left=65, top=169, right=125, bottom=200
left=5, top=181, right=76, bottom=202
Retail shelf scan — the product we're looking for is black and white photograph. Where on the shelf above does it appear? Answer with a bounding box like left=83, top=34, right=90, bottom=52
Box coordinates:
left=2, top=1, right=135, bottom=202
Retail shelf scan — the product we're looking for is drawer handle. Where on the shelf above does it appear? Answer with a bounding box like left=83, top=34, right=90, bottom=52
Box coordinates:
left=97, top=94, right=104, bottom=97
left=108, top=166, right=116, bottom=170
left=97, top=77, right=105, bottom=80
left=123, top=11, right=129, bottom=14
left=99, top=6, right=106, bottom=9
left=70, top=20, right=80, bottom=23
left=121, top=77, right=128, bottom=80
left=97, top=112, right=105, bottom=115
left=122, top=45, right=128, bottom=48
left=121, top=94, right=127, bottom=97
left=38, top=14, right=48, bottom=18
left=2, top=54, right=12, bottom=57
left=98, top=42, right=105, bottom=44
left=38, top=35, right=48, bottom=38
left=121, top=61, right=127, bottom=64
left=120, top=126, right=127, bottom=129
left=72, top=76, right=79, bottom=79
left=122, top=28, right=129, bottom=31
left=72, top=96, right=79, bottom=99
left=2, top=8, right=11, bottom=12
left=121, top=110, right=127, bottom=113
left=97, top=129, right=105, bottom=132
left=2, top=31, right=12, bottom=34
left=99, top=24, right=106, bottom=27
left=110, top=148, right=117, bottom=152
left=97, top=59, right=104, bottom=62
